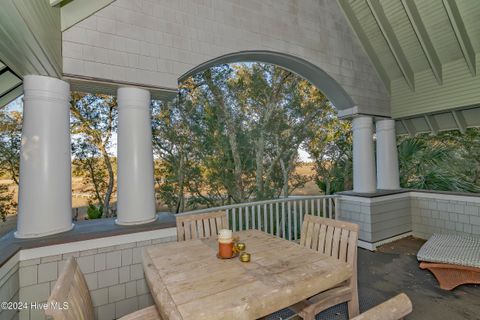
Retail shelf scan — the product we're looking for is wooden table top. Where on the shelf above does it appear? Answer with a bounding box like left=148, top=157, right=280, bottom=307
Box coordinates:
left=142, top=229, right=352, bottom=320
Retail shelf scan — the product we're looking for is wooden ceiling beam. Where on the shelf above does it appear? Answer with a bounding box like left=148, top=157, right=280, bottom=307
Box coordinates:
left=366, top=0, right=415, bottom=91
left=337, top=0, right=390, bottom=93
left=402, top=0, right=443, bottom=85
left=442, top=0, right=476, bottom=76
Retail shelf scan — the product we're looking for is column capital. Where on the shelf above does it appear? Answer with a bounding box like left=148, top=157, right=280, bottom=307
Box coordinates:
left=23, top=75, right=70, bottom=103
left=352, top=115, right=374, bottom=131
left=375, top=118, right=396, bottom=132
left=117, top=87, right=151, bottom=110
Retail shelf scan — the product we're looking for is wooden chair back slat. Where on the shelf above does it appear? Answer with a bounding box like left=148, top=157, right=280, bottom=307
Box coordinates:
left=347, top=229, right=358, bottom=265
left=204, top=218, right=211, bottom=237
left=300, top=220, right=308, bottom=247
left=176, top=211, right=228, bottom=241
left=209, top=218, right=216, bottom=237
left=339, top=229, right=350, bottom=262
left=300, top=215, right=359, bottom=264
left=45, top=257, right=95, bottom=320
left=318, top=224, right=327, bottom=253
left=331, top=227, right=342, bottom=259
left=196, top=219, right=205, bottom=238
left=183, top=221, right=192, bottom=241
left=325, top=225, right=334, bottom=256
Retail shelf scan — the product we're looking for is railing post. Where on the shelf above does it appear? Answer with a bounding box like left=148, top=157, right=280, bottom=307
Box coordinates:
left=263, top=204, right=267, bottom=233
left=334, top=197, right=339, bottom=220
left=239, top=207, right=243, bottom=231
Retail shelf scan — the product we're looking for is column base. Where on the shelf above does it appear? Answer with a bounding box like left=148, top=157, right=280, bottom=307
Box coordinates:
left=14, top=223, right=74, bottom=239
left=115, top=214, right=158, bottom=226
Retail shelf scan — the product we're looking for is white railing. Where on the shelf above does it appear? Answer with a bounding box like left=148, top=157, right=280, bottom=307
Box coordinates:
left=178, top=195, right=338, bottom=241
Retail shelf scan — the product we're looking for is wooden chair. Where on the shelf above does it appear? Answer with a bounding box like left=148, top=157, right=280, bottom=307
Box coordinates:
left=176, top=210, right=228, bottom=241
left=351, top=293, right=412, bottom=320
left=290, top=214, right=360, bottom=320
left=46, top=256, right=161, bottom=320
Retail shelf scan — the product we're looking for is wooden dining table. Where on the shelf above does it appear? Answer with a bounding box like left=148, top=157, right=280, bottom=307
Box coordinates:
left=142, top=229, right=352, bottom=320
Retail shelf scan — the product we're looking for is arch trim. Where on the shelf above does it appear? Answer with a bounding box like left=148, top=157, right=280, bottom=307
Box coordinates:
left=178, top=50, right=356, bottom=110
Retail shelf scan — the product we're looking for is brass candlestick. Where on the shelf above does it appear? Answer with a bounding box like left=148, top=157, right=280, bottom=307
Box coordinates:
left=240, top=252, right=251, bottom=262
left=236, top=242, right=246, bottom=251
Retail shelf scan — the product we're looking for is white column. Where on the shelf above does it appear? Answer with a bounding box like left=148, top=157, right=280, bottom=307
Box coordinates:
left=116, top=87, right=157, bottom=225
left=352, top=116, right=376, bottom=193
left=15, top=75, right=73, bottom=238
left=376, top=119, right=400, bottom=189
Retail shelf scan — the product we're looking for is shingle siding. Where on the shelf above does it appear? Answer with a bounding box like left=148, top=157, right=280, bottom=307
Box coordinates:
left=16, top=234, right=176, bottom=320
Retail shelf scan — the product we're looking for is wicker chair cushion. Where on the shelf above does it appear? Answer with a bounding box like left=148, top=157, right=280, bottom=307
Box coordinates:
left=417, top=234, right=480, bottom=268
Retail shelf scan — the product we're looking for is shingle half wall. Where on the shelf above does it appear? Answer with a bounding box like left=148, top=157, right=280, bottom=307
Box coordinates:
left=14, top=227, right=176, bottom=320
left=337, top=191, right=480, bottom=250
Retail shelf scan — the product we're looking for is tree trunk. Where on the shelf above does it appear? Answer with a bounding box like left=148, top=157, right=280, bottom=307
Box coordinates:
left=280, top=158, right=289, bottom=198
left=176, top=150, right=186, bottom=213
left=204, top=71, right=244, bottom=202
left=255, top=132, right=265, bottom=200
left=100, top=146, right=114, bottom=217
left=86, top=159, right=103, bottom=205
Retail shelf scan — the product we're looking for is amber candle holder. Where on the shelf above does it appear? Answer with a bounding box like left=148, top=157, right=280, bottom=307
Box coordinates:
left=239, top=252, right=251, bottom=262
left=218, top=241, right=234, bottom=258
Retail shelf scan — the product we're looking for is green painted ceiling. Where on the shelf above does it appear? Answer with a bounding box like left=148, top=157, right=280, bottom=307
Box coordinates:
left=339, top=0, right=480, bottom=121
left=342, top=0, right=479, bottom=84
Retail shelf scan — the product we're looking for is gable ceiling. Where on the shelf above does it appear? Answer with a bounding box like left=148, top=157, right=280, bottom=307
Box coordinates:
left=339, top=0, right=480, bottom=135
left=341, top=0, right=479, bottom=88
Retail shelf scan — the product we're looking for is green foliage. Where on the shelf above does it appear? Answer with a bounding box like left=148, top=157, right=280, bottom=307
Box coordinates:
left=0, top=184, right=16, bottom=222
left=153, top=62, right=333, bottom=212
left=398, top=131, right=480, bottom=193
left=86, top=204, right=103, bottom=220
left=307, top=115, right=353, bottom=195
left=71, top=93, right=117, bottom=216
left=0, top=106, right=21, bottom=184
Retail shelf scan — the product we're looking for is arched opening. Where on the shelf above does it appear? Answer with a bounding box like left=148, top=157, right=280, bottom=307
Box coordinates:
left=152, top=57, right=355, bottom=215
left=179, top=50, right=356, bottom=111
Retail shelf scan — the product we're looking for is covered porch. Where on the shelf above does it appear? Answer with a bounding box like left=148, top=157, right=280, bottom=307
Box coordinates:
left=0, top=0, right=479, bottom=319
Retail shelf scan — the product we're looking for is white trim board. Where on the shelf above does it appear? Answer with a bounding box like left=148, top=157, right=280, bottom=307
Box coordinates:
left=340, top=192, right=410, bottom=204
left=0, top=252, right=19, bottom=282
left=410, top=192, right=480, bottom=204
left=19, top=227, right=177, bottom=261
left=340, top=191, right=480, bottom=204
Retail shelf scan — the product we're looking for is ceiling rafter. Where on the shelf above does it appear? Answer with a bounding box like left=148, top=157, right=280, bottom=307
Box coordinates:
left=401, top=0, right=442, bottom=85
left=366, top=0, right=415, bottom=91
left=401, top=119, right=415, bottom=137
left=452, top=110, right=467, bottom=133
left=336, top=0, right=390, bottom=93
left=442, top=0, right=476, bottom=76
left=424, top=115, right=439, bottom=135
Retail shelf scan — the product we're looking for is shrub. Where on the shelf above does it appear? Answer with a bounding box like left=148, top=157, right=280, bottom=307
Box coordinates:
left=87, top=204, right=103, bottom=219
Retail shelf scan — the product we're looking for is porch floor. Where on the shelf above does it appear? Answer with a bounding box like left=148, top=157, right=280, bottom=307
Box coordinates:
left=270, top=236, right=480, bottom=320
